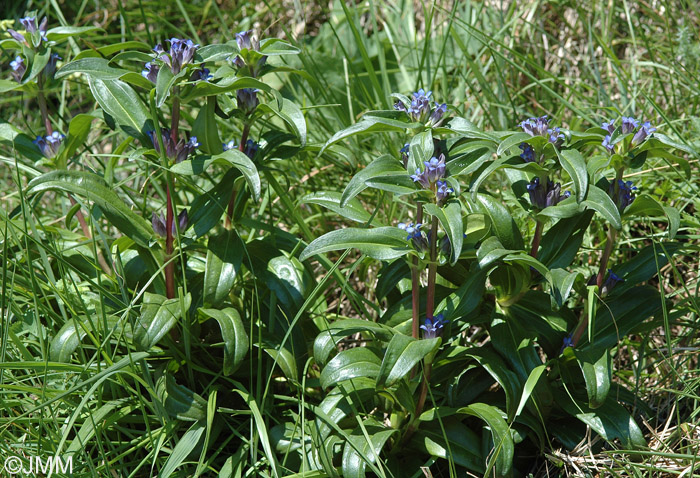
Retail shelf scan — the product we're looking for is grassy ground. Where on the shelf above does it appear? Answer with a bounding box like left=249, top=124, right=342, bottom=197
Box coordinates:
left=1, top=0, right=699, bottom=476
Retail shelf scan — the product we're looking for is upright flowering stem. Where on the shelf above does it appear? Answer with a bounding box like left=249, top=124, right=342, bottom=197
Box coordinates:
left=37, top=77, right=53, bottom=134
left=224, top=123, right=251, bottom=229
left=411, top=203, right=423, bottom=340
left=425, top=217, right=439, bottom=320
left=530, top=220, right=543, bottom=258
left=596, top=227, right=617, bottom=289
left=164, top=185, right=175, bottom=299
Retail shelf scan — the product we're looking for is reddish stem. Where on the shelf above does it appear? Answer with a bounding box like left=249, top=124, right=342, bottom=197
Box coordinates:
left=224, top=124, right=251, bottom=229
left=165, top=184, right=175, bottom=299
left=530, top=220, right=543, bottom=258
left=425, top=217, right=439, bottom=320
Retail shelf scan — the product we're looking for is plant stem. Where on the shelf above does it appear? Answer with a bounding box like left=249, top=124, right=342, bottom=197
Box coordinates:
left=170, top=95, right=180, bottom=144
left=425, top=216, right=439, bottom=320
left=411, top=203, right=424, bottom=340
left=37, top=78, right=53, bottom=134
left=69, top=197, right=112, bottom=275
left=530, top=220, right=543, bottom=258
left=225, top=123, right=251, bottom=229
left=165, top=184, right=175, bottom=299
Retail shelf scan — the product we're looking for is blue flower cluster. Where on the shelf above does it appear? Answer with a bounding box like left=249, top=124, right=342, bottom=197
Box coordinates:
left=410, top=154, right=453, bottom=203
left=421, top=314, right=447, bottom=339
left=148, top=129, right=199, bottom=163
left=398, top=222, right=428, bottom=252
left=609, top=179, right=636, bottom=212
left=394, top=89, right=448, bottom=126
left=526, top=177, right=570, bottom=209
left=601, top=269, right=624, bottom=296
left=520, top=115, right=565, bottom=148
left=33, top=132, right=65, bottom=158
left=231, top=30, right=268, bottom=76
left=601, top=116, right=656, bottom=154
left=8, top=16, right=48, bottom=48
left=142, top=38, right=201, bottom=82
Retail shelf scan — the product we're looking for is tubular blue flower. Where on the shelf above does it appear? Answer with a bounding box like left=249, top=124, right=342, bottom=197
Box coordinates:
left=520, top=115, right=550, bottom=137
left=602, top=119, right=615, bottom=134
left=148, top=128, right=199, bottom=163
left=189, top=66, right=211, bottom=82
left=411, top=168, right=431, bottom=189
left=231, top=30, right=267, bottom=76
left=631, top=121, right=656, bottom=147
left=527, top=177, right=570, bottom=209
left=236, top=30, right=258, bottom=51
left=420, top=314, right=447, bottom=339
left=237, top=88, right=260, bottom=115
left=43, top=53, right=61, bottom=80
left=400, top=143, right=410, bottom=167
left=398, top=222, right=428, bottom=252
left=10, top=56, right=26, bottom=83
left=436, top=180, right=453, bottom=204
left=519, top=143, right=535, bottom=162
left=547, top=127, right=565, bottom=148
left=141, top=62, right=159, bottom=82
left=602, top=135, right=614, bottom=154
left=158, top=38, right=199, bottom=75
left=600, top=269, right=624, bottom=296
left=621, top=116, right=639, bottom=134
left=428, top=103, right=448, bottom=127
left=152, top=209, right=188, bottom=237
left=9, top=16, right=48, bottom=47
left=33, top=132, right=65, bottom=158
left=424, top=154, right=446, bottom=183
left=609, top=179, right=636, bottom=212
left=393, top=100, right=407, bottom=112
left=408, top=89, right=433, bottom=123
left=222, top=140, right=237, bottom=151
left=243, top=139, right=258, bottom=159
left=560, top=334, right=574, bottom=353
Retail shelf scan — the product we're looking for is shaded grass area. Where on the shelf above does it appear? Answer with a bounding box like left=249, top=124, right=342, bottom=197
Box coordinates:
left=0, top=0, right=699, bottom=477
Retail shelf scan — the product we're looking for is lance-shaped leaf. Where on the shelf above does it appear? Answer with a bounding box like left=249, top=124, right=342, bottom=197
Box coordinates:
left=320, top=347, right=382, bottom=389
left=192, top=96, right=223, bottom=155
left=26, top=170, right=154, bottom=247
left=341, top=155, right=406, bottom=206
left=135, top=293, right=191, bottom=350
left=624, top=193, right=679, bottom=239
left=341, top=419, right=397, bottom=478
left=300, top=226, right=411, bottom=261
left=458, top=403, right=514, bottom=478
left=203, top=230, right=243, bottom=307
left=424, top=200, right=463, bottom=264
left=300, top=191, right=372, bottom=224
left=200, top=307, right=248, bottom=375
left=257, top=97, right=306, bottom=147
left=321, top=113, right=418, bottom=154
left=583, top=185, right=621, bottom=230
left=557, top=148, right=589, bottom=202
left=88, top=77, right=151, bottom=142
left=375, top=334, right=440, bottom=389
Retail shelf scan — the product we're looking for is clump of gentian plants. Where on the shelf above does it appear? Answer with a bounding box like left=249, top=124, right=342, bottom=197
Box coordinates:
left=298, top=87, right=686, bottom=476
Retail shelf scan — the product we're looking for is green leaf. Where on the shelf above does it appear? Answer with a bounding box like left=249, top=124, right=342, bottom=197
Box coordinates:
left=314, top=319, right=395, bottom=366
left=559, top=395, right=646, bottom=449
left=557, top=149, right=589, bottom=202
left=300, top=191, right=372, bottom=224
left=56, top=58, right=129, bottom=80
left=466, top=348, right=522, bottom=421
left=320, top=348, right=382, bottom=389
left=458, top=403, right=514, bottom=478
left=624, top=194, right=679, bottom=239
left=436, top=269, right=486, bottom=320
left=574, top=346, right=612, bottom=409
left=24, top=48, right=51, bottom=84
left=46, top=25, right=101, bottom=41
left=472, top=193, right=524, bottom=250
left=300, top=227, right=411, bottom=261
left=192, top=96, right=223, bottom=155
left=26, top=170, right=154, bottom=247
left=180, top=76, right=271, bottom=103
left=583, top=185, right=621, bottom=230
left=515, top=365, right=546, bottom=418
left=546, top=268, right=582, bottom=309
left=203, top=230, right=243, bottom=307
left=425, top=201, right=463, bottom=264
left=188, top=169, right=235, bottom=238
left=407, top=130, right=433, bottom=172
left=135, top=293, right=191, bottom=350
left=258, top=97, right=306, bottom=147
left=156, top=372, right=207, bottom=421
left=159, top=421, right=206, bottom=478
left=62, top=114, right=97, bottom=159
left=155, top=66, right=178, bottom=107
left=375, top=334, right=440, bottom=389
left=414, top=421, right=484, bottom=473
left=260, top=38, right=301, bottom=56
left=172, top=150, right=261, bottom=200
left=497, top=132, right=531, bottom=156
left=321, top=115, right=415, bottom=154
left=50, top=316, right=119, bottom=362
left=200, top=308, right=248, bottom=375
left=341, top=419, right=396, bottom=478
left=88, top=78, right=151, bottom=142
left=340, top=155, right=405, bottom=206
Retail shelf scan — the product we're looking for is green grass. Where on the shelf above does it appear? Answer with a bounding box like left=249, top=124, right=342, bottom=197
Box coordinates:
left=1, top=0, right=699, bottom=477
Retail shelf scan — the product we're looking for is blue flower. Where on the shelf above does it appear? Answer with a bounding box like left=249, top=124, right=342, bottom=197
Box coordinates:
left=10, top=56, right=26, bottom=83
left=411, top=154, right=447, bottom=190
left=601, top=269, right=624, bottom=296
left=148, top=128, right=198, bottom=163
left=436, top=180, right=454, bottom=204
left=400, top=143, right=410, bottom=166
left=560, top=334, right=574, bottom=353
left=152, top=209, right=188, bottom=237
left=43, top=53, right=61, bottom=80
left=237, top=88, right=260, bottom=115
left=189, top=66, right=212, bottom=82
left=223, top=140, right=237, bottom=151
left=631, top=121, right=656, bottom=147
left=420, top=314, right=447, bottom=339
left=602, top=134, right=614, bottom=154
left=408, top=89, right=433, bottom=123
left=398, top=222, right=428, bottom=251
left=236, top=30, right=258, bottom=51
left=621, top=116, right=639, bottom=134
left=9, top=16, right=48, bottom=47
left=428, top=103, right=448, bottom=127
left=243, top=139, right=258, bottom=159
left=602, top=119, right=615, bottom=134
left=527, top=177, right=570, bottom=209
left=154, top=38, right=199, bottom=75
left=609, top=179, right=636, bottom=212
left=141, top=62, right=159, bottom=82
left=33, top=132, right=65, bottom=158
left=519, top=143, right=535, bottom=162
left=547, top=127, right=565, bottom=148
left=520, top=115, right=550, bottom=137
left=231, top=30, right=267, bottom=76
